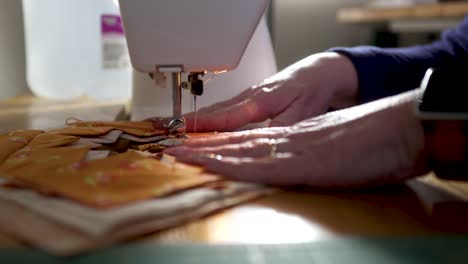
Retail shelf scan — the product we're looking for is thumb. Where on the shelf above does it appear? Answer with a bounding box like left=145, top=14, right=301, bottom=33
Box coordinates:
left=269, top=95, right=328, bottom=127
left=185, top=99, right=266, bottom=132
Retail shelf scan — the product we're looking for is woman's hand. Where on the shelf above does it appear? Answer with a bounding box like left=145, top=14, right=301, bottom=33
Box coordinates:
left=183, top=52, right=359, bottom=132
left=165, top=90, right=429, bottom=188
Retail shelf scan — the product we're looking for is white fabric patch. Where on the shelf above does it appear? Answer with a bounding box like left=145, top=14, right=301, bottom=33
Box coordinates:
left=120, top=134, right=168, bottom=143
left=0, top=182, right=264, bottom=236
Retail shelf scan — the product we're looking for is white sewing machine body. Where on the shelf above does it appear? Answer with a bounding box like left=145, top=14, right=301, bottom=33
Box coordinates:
left=131, top=16, right=277, bottom=121
left=119, top=0, right=274, bottom=132
left=119, top=0, right=271, bottom=73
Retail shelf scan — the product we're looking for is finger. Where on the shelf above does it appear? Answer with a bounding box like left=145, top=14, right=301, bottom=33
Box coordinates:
left=176, top=153, right=298, bottom=185
left=166, top=138, right=288, bottom=158
left=195, top=87, right=256, bottom=115
left=184, top=88, right=256, bottom=130
left=185, top=98, right=268, bottom=132
left=268, top=95, right=303, bottom=127
left=269, top=92, right=331, bottom=127
left=165, top=144, right=269, bottom=158
left=184, top=128, right=287, bottom=147
left=163, top=146, right=195, bottom=157
left=185, top=82, right=300, bottom=132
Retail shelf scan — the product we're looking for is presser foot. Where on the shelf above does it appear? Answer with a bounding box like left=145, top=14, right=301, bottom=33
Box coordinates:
left=166, top=117, right=186, bottom=136
left=149, top=117, right=186, bottom=136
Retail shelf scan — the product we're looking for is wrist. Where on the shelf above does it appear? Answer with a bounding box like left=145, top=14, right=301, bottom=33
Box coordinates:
left=350, top=90, right=428, bottom=182
left=319, top=52, right=359, bottom=109
left=396, top=93, right=430, bottom=178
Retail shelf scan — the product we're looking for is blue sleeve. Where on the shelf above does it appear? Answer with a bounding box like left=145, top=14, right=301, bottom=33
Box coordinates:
left=329, top=17, right=468, bottom=103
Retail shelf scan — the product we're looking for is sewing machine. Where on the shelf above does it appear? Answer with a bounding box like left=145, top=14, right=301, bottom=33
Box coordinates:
left=119, top=0, right=271, bottom=133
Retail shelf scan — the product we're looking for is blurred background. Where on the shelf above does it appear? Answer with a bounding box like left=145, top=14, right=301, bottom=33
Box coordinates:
left=0, top=1, right=28, bottom=99
left=271, top=0, right=465, bottom=68
left=272, top=0, right=373, bottom=69
left=0, top=0, right=466, bottom=100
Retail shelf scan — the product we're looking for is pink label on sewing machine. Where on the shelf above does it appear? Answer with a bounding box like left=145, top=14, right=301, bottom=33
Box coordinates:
left=101, top=14, right=130, bottom=69
left=101, top=14, right=125, bottom=35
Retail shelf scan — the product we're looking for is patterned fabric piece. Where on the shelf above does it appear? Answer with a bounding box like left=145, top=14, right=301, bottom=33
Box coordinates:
left=27, top=133, right=80, bottom=150
left=3, top=151, right=217, bottom=208
left=66, top=120, right=166, bottom=137
left=0, top=147, right=90, bottom=180
left=0, top=130, right=44, bottom=164
left=0, top=124, right=219, bottom=208
left=49, top=126, right=115, bottom=136
left=160, top=154, right=205, bottom=175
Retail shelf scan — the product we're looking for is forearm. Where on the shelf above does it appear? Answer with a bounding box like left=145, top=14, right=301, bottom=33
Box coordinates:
left=329, top=18, right=468, bottom=103
left=330, top=45, right=453, bottom=104
left=278, top=52, right=359, bottom=109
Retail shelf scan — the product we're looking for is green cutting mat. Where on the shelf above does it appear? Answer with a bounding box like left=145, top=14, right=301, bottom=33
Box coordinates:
left=2, top=236, right=468, bottom=264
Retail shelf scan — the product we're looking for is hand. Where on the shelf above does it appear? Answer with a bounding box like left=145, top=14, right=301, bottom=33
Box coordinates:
left=165, top=91, right=429, bottom=188
left=183, top=52, right=359, bottom=132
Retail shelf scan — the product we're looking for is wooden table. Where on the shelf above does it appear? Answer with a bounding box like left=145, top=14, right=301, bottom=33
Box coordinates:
left=338, top=2, right=468, bottom=33
left=0, top=94, right=128, bottom=133
left=1, top=95, right=468, bottom=249
left=338, top=2, right=468, bottom=23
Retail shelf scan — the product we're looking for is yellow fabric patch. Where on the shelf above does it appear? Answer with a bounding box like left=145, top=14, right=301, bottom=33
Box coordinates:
left=0, top=125, right=217, bottom=208
left=0, top=130, right=44, bottom=164
left=67, top=120, right=165, bottom=137
left=0, top=147, right=90, bottom=179
left=27, top=133, right=80, bottom=150
left=49, top=126, right=115, bottom=136
left=6, top=151, right=217, bottom=207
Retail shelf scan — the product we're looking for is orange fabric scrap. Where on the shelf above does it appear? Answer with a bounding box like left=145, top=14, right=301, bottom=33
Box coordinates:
left=0, top=130, right=44, bottom=164
left=62, top=120, right=165, bottom=137
left=3, top=150, right=217, bottom=207
left=0, top=147, right=90, bottom=179
left=0, top=126, right=218, bottom=208
left=49, top=126, right=115, bottom=137
left=27, top=133, right=80, bottom=150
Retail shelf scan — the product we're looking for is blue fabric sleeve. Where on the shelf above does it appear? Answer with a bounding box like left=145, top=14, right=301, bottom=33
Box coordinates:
left=329, top=17, right=468, bottom=103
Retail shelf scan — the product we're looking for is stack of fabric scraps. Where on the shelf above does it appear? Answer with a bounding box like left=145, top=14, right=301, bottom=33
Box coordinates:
left=0, top=120, right=273, bottom=255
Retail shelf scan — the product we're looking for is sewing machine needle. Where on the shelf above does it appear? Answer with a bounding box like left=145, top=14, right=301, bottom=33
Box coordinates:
left=193, top=95, right=198, bottom=133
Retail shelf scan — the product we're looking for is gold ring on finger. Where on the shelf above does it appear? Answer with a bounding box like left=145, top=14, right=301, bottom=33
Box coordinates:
left=268, top=138, right=278, bottom=158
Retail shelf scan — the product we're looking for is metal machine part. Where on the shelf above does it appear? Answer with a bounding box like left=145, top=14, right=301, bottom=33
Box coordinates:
left=181, top=72, right=205, bottom=96
left=149, top=70, right=207, bottom=135
left=149, top=66, right=186, bottom=135
left=148, top=116, right=187, bottom=136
